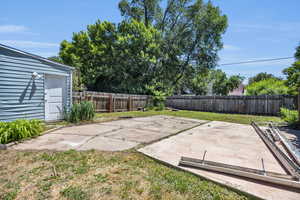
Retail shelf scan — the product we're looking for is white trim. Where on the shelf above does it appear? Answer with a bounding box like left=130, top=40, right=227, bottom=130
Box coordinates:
left=43, top=73, right=46, bottom=121
left=44, top=72, right=69, bottom=77
left=70, top=71, right=73, bottom=107
left=44, top=74, right=67, bottom=121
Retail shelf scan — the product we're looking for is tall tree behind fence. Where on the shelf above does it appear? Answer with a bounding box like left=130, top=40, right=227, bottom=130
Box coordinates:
left=166, top=95, right=297, bottom=116
left=73, top=91, right=150, bottom=112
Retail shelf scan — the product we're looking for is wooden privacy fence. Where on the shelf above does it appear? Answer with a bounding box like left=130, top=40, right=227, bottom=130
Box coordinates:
left=166, top=95, right=297, bottom=116
left=73, top=91, right=150, bottom=113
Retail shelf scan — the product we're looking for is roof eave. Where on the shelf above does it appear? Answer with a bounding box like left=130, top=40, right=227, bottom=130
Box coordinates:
left=0, top=43, right=75, bottom=70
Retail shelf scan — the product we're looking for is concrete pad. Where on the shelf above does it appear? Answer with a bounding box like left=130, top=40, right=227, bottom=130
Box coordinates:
left=132, top=115, right=202, bottom=123
left=11, top=115, right=205, bottom=151
left=101, top=115, right=204, bottom=130
left=129, top=115, right=205, bottom=134
left=12, top=134, right=92, bottom=151
left=138, top=121, right=300, bottom=200
left=103, top=128, right=170, bottom=143
left=51, top=124, right=121, bottom=136
left=99, top=119, right=149, bottom=128
left=139, top=119, right=202, bottom=134
left=78, top=136, right=139, bottom=151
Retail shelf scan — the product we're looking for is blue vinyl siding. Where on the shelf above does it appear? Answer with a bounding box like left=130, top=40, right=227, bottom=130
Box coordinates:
left=0, top=47, right=72, bottom=122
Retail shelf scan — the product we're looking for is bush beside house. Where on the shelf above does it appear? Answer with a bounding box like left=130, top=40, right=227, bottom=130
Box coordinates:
left=64, top=101, right=96, bottom=123
left=0, top=119, right=45, bottom=144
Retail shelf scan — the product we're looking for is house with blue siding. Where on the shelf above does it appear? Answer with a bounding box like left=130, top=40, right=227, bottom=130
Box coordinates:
left=0, top=44, right=74, bottom=122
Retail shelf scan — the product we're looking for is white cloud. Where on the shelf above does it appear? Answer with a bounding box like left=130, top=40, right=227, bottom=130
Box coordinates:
left=0, top=25, right=27, bottom=33
left=0, top=40, right=59, bottom=48
left=223, top=45, right=240, bottom=51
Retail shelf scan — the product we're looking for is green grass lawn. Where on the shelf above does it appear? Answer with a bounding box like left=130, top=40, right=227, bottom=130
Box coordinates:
left=1, top=110, right=279, bottom=200
left=0, top=150, right=253, bottom=200
left=96, top=110, right=283, bottom=125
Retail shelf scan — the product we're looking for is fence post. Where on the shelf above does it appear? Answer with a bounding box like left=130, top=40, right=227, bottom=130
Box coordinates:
left=80, top=92, right=83, bottom=103
left=108, top=94, right=113, bottom=113
left=90, top=93, right=94, bottom=107
left=213, top=96, right=216, bottom=112
left=265, top=95, right=268, bottom=115
left=128, top=97, right=132, bottom=111
left=84, top=91, right=87, bottom=101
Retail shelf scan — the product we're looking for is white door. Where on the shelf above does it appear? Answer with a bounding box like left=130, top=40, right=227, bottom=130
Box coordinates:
left=45, top=74, right=66, bottom=121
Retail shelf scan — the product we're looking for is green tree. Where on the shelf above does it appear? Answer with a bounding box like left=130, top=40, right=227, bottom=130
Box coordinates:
left=59, top=20, right=161, bottom=93
left=119, top=0, right=161, bottom=27
left=246, top=78, right=288, bottom=96
left=295, top=43, right=300, bottom=60
left=248, top=72, right=281, bottom=85
left=283, top=44, right=300, bottom=95
left=48, top=56, right=63, bottom=63
left=119, top=0, right=228, bottom=86
left=191, top=69, right=243, bottom=95
left=283, top=61, right=300, bottom=95
left=60, top=0, right=227, bottom=94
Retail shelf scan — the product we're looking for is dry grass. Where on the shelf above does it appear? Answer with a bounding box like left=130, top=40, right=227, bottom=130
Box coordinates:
left=1, top=110, right=272, bottom=199
left=0, top=150, right=253, bottom=200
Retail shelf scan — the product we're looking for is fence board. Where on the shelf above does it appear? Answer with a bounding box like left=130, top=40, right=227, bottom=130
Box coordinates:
left=73, top=91, right=150, bottom=113
left=166, top=95, right=296, bottom=116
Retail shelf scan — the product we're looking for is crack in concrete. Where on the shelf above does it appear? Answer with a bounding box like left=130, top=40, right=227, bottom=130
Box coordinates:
left=76, top=127, right=125, bottom=149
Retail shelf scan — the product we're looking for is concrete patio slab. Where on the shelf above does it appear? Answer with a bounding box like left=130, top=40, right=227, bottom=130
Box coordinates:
left=99, top=119, right=149, bottom=128
left=12, top=134, right=92, bottom=151
left=133, top=116, right=202, bottom=134
left=78, top=136, right=139, bottom=151
left=10, top=115, right=205, bottom=151
left=51, top=124, right=121, bottom=136
left=103, top=128, right=170, bottom=143
left=138, top=121, right=300, bottom=200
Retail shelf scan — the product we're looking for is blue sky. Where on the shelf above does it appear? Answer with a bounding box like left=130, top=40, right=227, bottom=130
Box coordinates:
left=1, top=0, right=300, bottom=81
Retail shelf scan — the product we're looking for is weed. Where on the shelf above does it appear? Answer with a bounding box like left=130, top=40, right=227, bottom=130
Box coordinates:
left=1, top=181, right=19, bottom=200
left=39, top=181, right=52, bottom=191
left=94, top=174, right=108, bottom=183
left=149, top=183, right=162, bottom=200
left=73, top=163, right=90, bottom=174
left=120, top=180, right=138, bottom=199
left=60, top=186, right=89, bottom=200
left=99, top=186, right=112, bottom=194
left=1, top=190, right=18, bottom=200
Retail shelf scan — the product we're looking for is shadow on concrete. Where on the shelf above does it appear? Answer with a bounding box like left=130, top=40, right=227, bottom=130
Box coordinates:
left=279, top=127, right=300, bottom=149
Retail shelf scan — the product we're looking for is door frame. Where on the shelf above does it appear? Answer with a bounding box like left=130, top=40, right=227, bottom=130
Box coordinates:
left=44, top=73, right=67, bottom=121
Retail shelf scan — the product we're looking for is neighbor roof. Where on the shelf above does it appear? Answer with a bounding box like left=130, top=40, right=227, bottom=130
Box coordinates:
left=0, top=43, right=74, bottom=70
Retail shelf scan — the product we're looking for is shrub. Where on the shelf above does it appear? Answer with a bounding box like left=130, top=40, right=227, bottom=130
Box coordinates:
left=0, top=119, right=45, bottom=144
left=151, top=90, right=167, bottom=111
left=146, top=82, right=172, bottom=111
left=246, top=78, right=289, bottom=95
left=65, top=101, right=95, bottom=123
left=280, top=108, right=299, bottom=125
